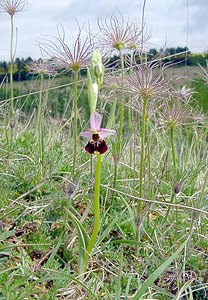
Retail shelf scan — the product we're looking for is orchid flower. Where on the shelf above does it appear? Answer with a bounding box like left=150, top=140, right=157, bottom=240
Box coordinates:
left=80, top=112, right=116, bottom=154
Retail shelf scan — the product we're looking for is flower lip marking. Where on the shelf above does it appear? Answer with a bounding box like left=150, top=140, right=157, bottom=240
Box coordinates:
left=80, top=112, right=116, bottom=154
left=85, top=139, right=108, bottom=154
left=92, top=132, right=100, bottom=143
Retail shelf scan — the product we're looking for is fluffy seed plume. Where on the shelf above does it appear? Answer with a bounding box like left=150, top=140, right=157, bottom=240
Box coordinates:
left=159, top=99, right=193, bottom=128
left=40, top=25, right=94, bottom=73
left=0, top=0, right=30, bottom=16
left=29, top=59, right=57, bottom=76
left=98, top=12, right=145, bottom=53
left=124, top=61, right=169, bottom=100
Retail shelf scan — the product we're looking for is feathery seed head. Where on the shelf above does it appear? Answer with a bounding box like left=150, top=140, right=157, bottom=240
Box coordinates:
left=29, top=59, right=57, bottom=76
left=172, top=85, right=194, bottom=102
left=160, top=99, right=193, bottom=128
left=98, top=12, right=144, bottom=53
left=0, top=0, right=30, bottom=16
left=124, top=61, right=168, bottom=100
left=40, top=26, right=94, bottom=73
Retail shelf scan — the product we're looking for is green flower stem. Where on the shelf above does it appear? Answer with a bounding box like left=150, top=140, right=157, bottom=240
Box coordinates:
left=128, top=50, right=134, bottom=167
left=113, top=163, right=118, bottom=189
left=136, top=97, right=147, bottom=244
left=72, top=70, right=78, bottom=179
left=170, top=124, right=176, bottom=172
left=9, top=15, right=14, bottom=118
left=107, top=98, right=117, bottom=205
left=163, top=192, right=175, bottom=224
left=37, top=73, right=44, bottom=130
left=90, top=155, right=93, bottom=178
left=163, top=125, right=179, bottom=225
left=37, top=73, right=44, bottom=176
left=117, top=49, right=125, bottom=152
left=112, top=50, right=124, bottom=201
left=139, top=97, right=147, bottom=199
left=85, top=153, right=102, bottom=270
left=111, top=51, right=124, bottom=205
left=146, top=117, right=151, bottom=193
left=133, top=112, right=137, bottom=193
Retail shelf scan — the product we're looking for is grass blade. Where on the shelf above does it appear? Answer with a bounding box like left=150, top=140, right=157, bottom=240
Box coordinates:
left=64, top=207, right=89, bottom=274
left=133, top=238, right=189, bottom=300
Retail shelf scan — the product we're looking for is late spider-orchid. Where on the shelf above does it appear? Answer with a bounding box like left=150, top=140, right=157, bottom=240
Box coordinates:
left=80, top=112, right=116, bottom=154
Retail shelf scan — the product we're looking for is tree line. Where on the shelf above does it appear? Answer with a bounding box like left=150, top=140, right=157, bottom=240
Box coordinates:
left=148, top=47, right=207, bottom=66
left=0, top=47, right=207, bottom=82
left=0, top=56, right=33, bottom=81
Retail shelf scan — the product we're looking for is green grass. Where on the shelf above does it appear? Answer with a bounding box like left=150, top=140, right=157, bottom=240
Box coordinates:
left=191, top=79, right=208, bottom=112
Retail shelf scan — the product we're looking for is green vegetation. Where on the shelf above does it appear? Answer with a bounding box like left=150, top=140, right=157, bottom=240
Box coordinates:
left=0, top=47, right=207, bottom=83
left=191, top=79, right=208, bottom=112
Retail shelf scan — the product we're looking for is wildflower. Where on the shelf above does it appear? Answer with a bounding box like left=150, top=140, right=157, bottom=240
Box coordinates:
left=0, top=0, right=30, bottom=16
left=172, top=85, right=194, bottom=102
left=41, top=26, right=93, bottom=72
left=191, top=109, right=207, bottom=124
left=29, top=59, right=57, bottom=76
left=98, top=12, right=144, bottom=53
left=80, top=112, right=116, bottom=154
left=124, top=61, right=168, bottom=100
left=160, top=98, right=193, bottom=128
left=174, top=182, right=182, bottom=194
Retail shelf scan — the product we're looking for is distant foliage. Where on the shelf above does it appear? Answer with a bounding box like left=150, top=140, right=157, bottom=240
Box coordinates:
left=191, top=79, right=208, bottom=112
left=0, top=56, right=33, bottom=81
left=148, top=47, right=207, bottom=66
left=0, top=47, right=207, bottom=82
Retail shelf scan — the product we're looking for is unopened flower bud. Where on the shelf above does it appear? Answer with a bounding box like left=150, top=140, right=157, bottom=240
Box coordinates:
left=174, top=183, right=182, bottom=194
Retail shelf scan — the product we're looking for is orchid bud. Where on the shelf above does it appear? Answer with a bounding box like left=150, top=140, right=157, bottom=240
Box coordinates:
left=87, top=68, right=98, bottom=113
left=91, top=50, right=105, bottom=91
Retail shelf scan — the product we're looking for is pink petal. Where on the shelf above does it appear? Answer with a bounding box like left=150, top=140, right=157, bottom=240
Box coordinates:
left=80, top=130, right=92, bottom=139
left=99, top=128, right=116, bottom=139
left=90, top=112, right=102, bottom=130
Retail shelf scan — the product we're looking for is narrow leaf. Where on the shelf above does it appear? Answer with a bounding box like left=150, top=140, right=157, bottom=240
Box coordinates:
left=64, top=207, right=89, bottom=274
left=133, top=238, right=189, bottom=300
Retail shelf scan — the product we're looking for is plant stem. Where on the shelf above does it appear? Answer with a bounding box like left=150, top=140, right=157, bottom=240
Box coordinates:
left=170, top=124, right=176, bottom=171
left=146, top=117, right=151, bottom=194
left=85, top=153, right=102, bottom=270
left=9, top=15, right=14, bottom=119
left=72, top=70, right=78, bottom=179
left=117, top=50, right=125, bottom=153
left=139, top=97, right=147, bottom=200
left=111, top=163, right=118, bottom=204
left=133, top=112, right=137, bottom=193
left=112, top=51, right=125, bottom=204
left=163, top=192, right=175, bottom=224
left=128, top=50, right=134, bottom=167
left=37, top=73, right=44, bottom=130
left=37, top=73, right=44, bottom=176
left=165, top=125, right=177, bottom=226
left=136, top=97, right=147, bottom=245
